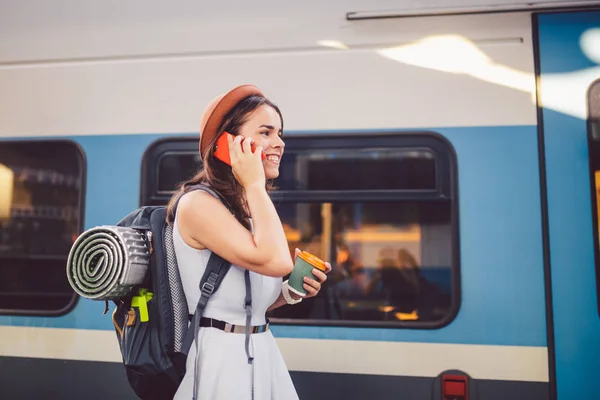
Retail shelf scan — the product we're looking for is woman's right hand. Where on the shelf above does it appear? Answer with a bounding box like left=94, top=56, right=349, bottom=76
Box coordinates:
left=228, top=134, right=266, bottom=189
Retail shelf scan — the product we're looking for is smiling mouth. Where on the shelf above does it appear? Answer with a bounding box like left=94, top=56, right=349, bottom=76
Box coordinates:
left=266, top=155, right=280, bottom=164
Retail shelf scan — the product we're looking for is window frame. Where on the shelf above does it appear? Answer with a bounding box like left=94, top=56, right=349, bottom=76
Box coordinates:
left=586, top=78, right=600, bottom=318
left=0, top=138, right=86, bottom=317
left=141, top=131, right=461, bottom=329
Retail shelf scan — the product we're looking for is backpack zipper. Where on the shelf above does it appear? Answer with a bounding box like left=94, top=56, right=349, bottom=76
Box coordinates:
left=146, top=231, right=154, bottom=254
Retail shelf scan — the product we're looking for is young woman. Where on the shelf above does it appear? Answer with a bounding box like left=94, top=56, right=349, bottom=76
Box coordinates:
left=167, top=84, right=330, bottom=400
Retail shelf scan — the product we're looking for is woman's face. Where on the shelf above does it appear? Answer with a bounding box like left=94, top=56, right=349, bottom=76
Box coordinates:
left=238, top=104, right=285, bottom=179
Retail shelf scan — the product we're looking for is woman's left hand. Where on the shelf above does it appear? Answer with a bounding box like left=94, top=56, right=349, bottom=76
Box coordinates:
left=292, top=248, right=332, bottom=300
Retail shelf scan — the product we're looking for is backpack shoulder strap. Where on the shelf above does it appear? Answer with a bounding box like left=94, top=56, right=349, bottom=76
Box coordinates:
left=180, top=252, right=231, bottom=356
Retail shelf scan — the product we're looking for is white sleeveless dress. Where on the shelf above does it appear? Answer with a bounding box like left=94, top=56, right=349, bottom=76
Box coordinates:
left=172, top=201, right=299, bottom=400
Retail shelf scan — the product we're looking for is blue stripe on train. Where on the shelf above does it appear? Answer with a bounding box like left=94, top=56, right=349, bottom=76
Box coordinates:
left=0, top=126, right=547, bottom=347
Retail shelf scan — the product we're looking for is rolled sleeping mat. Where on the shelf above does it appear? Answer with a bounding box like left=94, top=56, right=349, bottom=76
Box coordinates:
left=66, top=226, right=151, bottom=300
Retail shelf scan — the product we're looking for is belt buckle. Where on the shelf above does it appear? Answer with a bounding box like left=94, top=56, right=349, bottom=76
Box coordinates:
left=219, top=322, right=269, bottom=334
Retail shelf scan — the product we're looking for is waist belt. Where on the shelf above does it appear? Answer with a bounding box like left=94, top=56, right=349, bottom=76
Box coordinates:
left=199, top=317, right=269, bottom=334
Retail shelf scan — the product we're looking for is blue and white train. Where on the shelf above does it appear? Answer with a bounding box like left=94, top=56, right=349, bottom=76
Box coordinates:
left=1, top=1, right=599, bottom=399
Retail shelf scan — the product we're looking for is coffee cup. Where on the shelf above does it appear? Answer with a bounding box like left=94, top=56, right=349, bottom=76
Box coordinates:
left=287, top=251, right=327, bottom=297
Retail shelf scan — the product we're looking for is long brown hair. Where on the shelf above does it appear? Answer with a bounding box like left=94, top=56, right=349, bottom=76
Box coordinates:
left=166, top=94, right=283, bottom=230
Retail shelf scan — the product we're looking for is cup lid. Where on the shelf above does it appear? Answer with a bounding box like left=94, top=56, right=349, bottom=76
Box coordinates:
left=298, top=251, right=327, bottom=271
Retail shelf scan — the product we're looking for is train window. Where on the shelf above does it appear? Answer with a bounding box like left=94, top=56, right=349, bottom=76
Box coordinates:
left=0, top=140, right=85, bottom=315
left=268, top=133, right=458, bottom=328
left=587, top=79, right=600, bottom=316
left=141, top=132, right=459, bottom=328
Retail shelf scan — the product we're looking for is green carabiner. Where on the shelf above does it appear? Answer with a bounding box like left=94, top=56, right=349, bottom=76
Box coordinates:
left=131, top=288, right=153, bottom=322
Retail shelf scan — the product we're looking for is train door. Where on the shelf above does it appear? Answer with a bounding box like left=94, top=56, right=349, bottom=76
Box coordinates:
left=534, top=9, right=600, bottom=400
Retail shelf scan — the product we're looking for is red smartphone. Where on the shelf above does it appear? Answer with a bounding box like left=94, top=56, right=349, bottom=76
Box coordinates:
left=214, top=132, right=266, bottom=166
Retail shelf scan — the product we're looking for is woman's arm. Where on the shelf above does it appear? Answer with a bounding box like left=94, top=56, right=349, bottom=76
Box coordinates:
left=244, top=182, right=293, bottom=273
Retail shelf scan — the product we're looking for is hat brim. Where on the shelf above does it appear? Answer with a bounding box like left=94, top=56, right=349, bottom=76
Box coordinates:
left=200, top=84, right=264, bottom=155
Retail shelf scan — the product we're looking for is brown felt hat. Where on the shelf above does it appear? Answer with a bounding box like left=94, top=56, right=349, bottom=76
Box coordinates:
left=199, top=84, right=265, bottom=156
